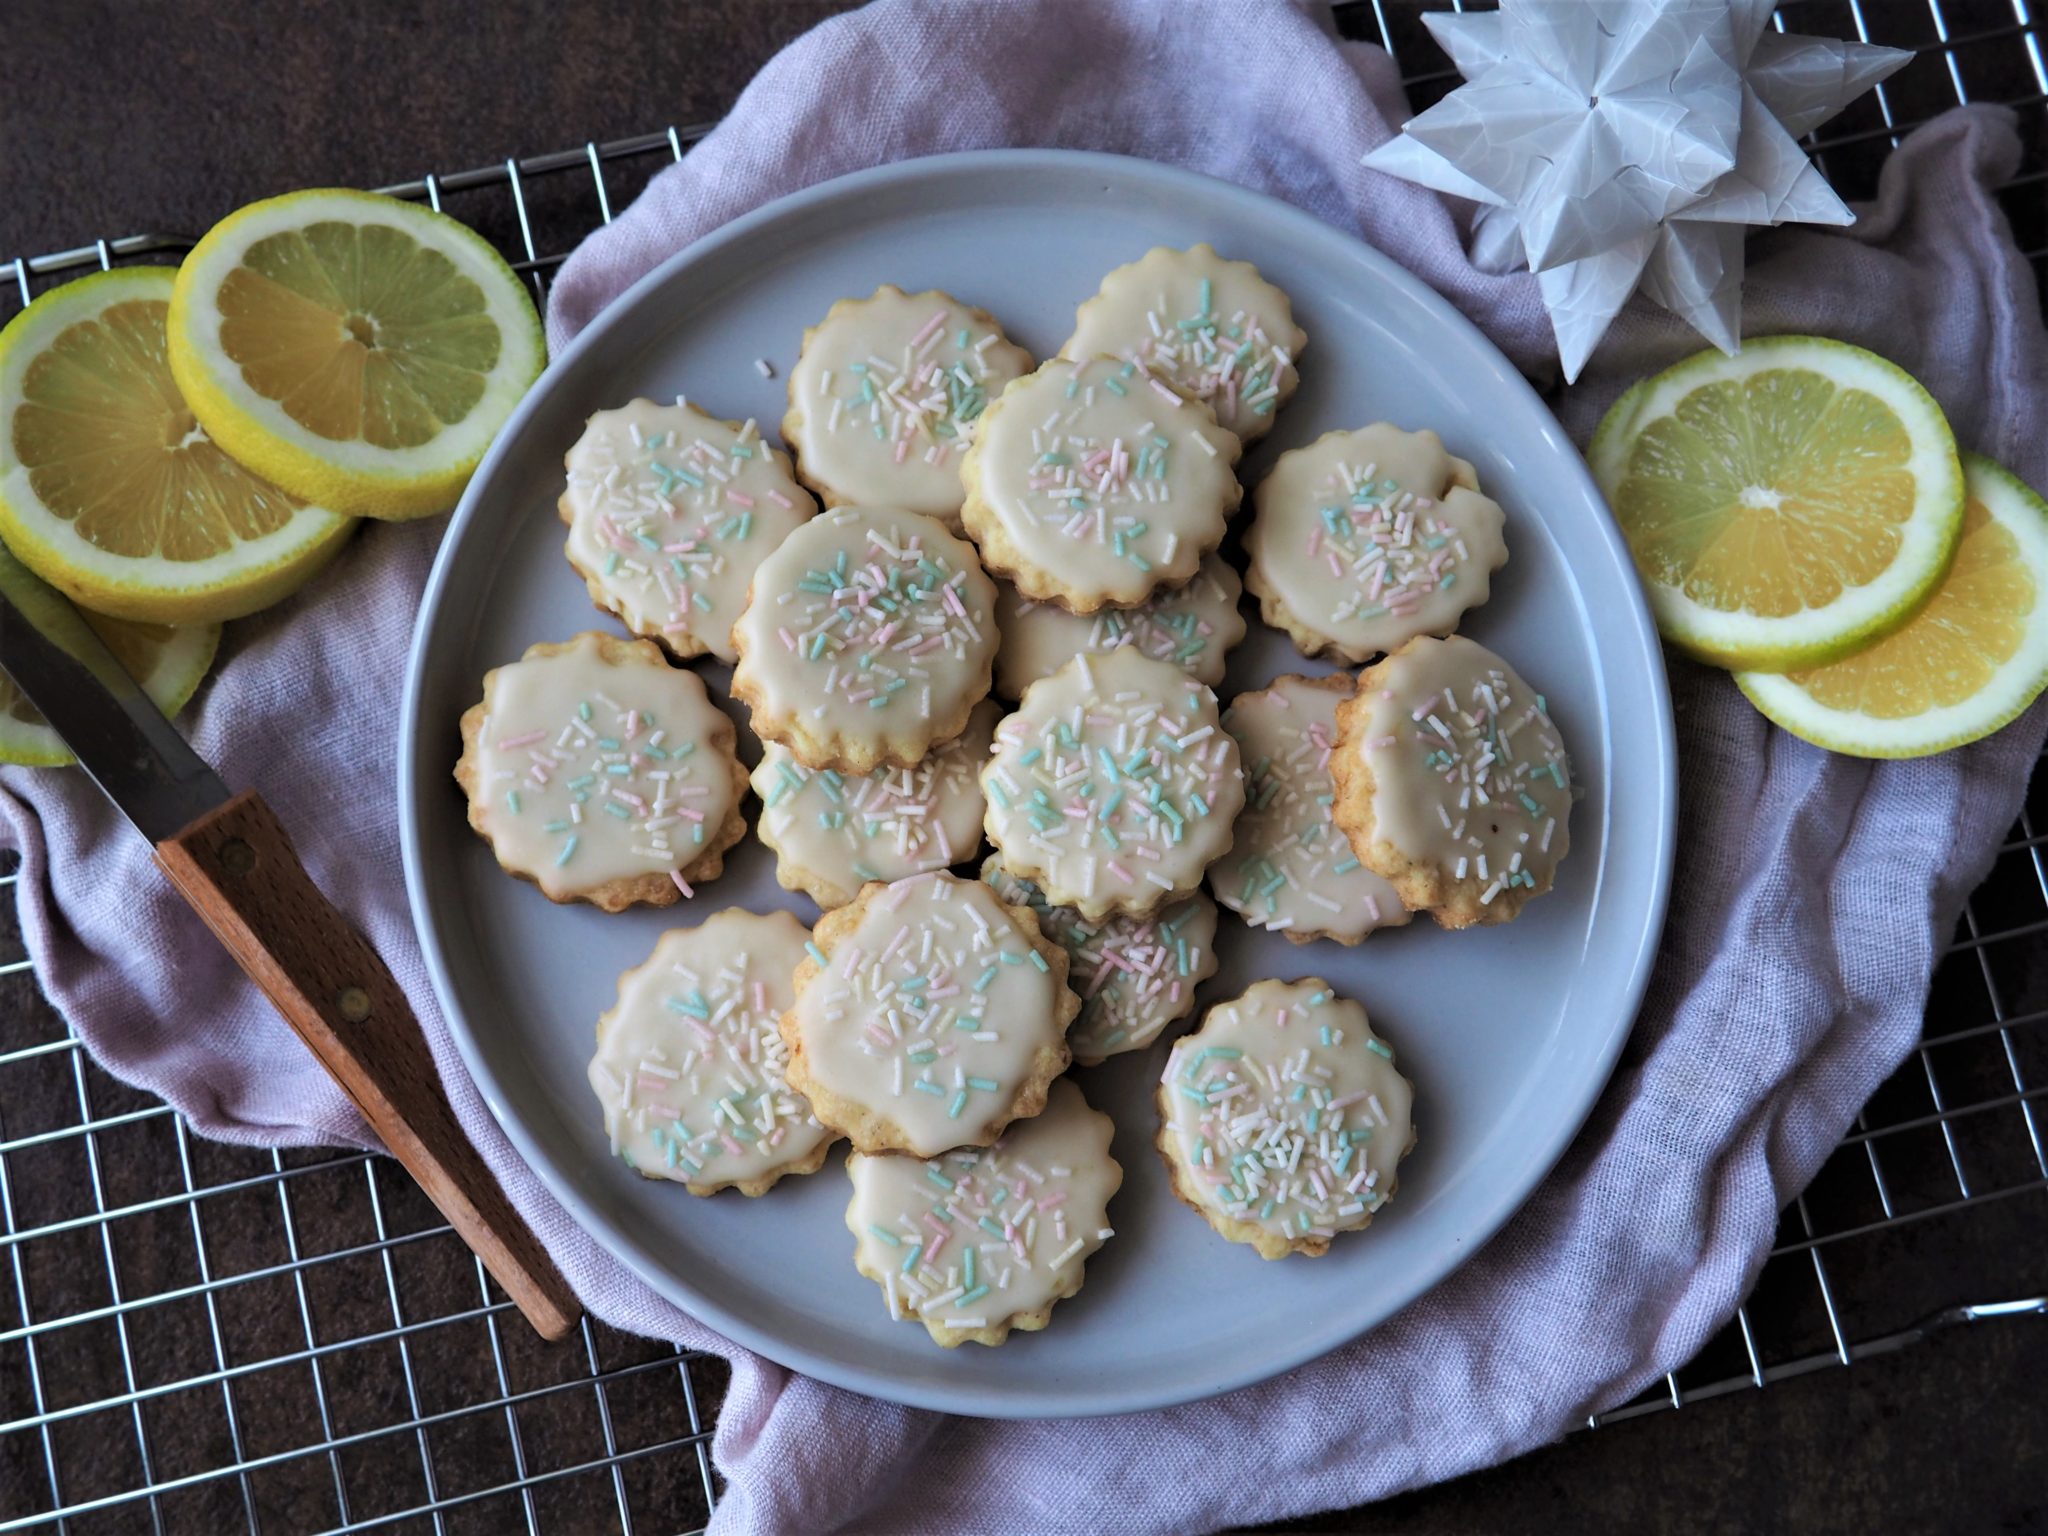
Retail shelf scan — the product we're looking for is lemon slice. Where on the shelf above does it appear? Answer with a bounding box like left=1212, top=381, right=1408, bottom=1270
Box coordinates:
left=0, top=267, right=356, bottom=625
left=167, top=189, right=545, bottom=522
left=1589, top=336, right=1964, bottom=671
left=1736, top=455, right=2048, bottom=758
left=0, top=539, right=219, bottom=767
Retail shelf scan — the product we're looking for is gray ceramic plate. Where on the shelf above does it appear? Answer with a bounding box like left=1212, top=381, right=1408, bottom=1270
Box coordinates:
left=399, top=149, right=1675, bottom=1418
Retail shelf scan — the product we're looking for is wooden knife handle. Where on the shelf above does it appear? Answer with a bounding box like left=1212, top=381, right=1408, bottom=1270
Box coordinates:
left=155, top=789, right=580, bottom=1342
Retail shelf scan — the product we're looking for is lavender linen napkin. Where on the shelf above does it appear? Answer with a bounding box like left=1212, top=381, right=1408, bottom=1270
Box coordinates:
left=6, top=2, right=2046, bottom=1531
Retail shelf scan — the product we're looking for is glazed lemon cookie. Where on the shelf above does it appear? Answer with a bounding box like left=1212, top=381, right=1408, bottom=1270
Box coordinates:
left=982, top=854, right=1218, bottom=1066
left=586, top=909, right=834, bottom=1195
left=1331, top=634, right=1571, bottom=928
left=455, top=632, right=748, bottom=910
left=981, top=647, right=1245, bottom=922
left=558, top=398, right=817, bottom=662
left=780, top=871, right=1079, bottom=1157
left=1061, top=243, right=1306, bottom=442
left=782, top=285, right=1033, bottom=529
left=1217, top=674, right=1410, bottom=945
left=730, top=504, right=999, bottom=773
left=992, top=551, right=1247, bottom=698
left=1245, top=424, right=1508, bottom=664
left=959, top=355, right=1242, bottom=612
left=752, top=699, right=999, bottom=909
left=1156, top=977, right=1415, bottom=1260
left=845, top=1078, right=1120, bottom=1347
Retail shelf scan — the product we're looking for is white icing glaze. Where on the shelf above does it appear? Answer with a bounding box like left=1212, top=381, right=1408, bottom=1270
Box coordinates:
left=784, top=872, right=1071, bottom=1156
left=586, top=909, right=831, bottom=1192
left=463, top=634, right=738, bottom=899
left=961, top=355, right=1242, bottom=610
left=1061, top=244, right=1306, bottom=441
left=783, top=286, right=1033, bottom=527
left=752, top=700, right=998, bottom=909
left=1218, top=675, right=1409, bottom=943
left=1343, top=635, right=1571, bottom=911
left=982, top=854, right=1217, bottom=1065
left=846, top=1078, right=1120, bottom=1343
left=559, top=398, right=815, bottom=662
left=993, top=551, right=1246, bottom=697
left=1246, top=424, right=1506, bottom=663
left=981, top=647, right=1244, bottom=920
left=1158, top=978, right=1413, bottom=1255
left=730, top=504, right=998, bottom=768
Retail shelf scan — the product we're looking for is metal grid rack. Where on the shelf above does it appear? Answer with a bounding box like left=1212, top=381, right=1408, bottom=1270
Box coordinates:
left=1, top=2, right=2044, bottom=1531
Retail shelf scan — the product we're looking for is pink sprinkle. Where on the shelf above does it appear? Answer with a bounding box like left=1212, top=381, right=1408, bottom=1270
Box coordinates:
left=1148, top=377, right=1183, bottom=406
left=719, top=1134, right=745, bottom=1158
left=767, top=489, right=794, bottom=508
left=676, top=807, right=705, bottom=823
left=726, top=490, right=755, bottom=508
left=496, top=730, right=547, bottom=750
left=909, top=309, right=948, bottom=349
left=1108, top=861, right=1134, bottom=883
left=670, top=871, right=694, bottom=898
left=752, top=982, right=767, bottom=1012
left=623, top=710, right=641, bottom=739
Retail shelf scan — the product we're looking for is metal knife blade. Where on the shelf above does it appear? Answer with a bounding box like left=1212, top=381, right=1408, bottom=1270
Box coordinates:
left=0, top=542, right=229, bottom=843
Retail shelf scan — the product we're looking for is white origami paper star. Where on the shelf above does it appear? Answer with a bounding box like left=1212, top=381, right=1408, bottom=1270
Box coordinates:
left=1363, top=0, right=1908, bottom=381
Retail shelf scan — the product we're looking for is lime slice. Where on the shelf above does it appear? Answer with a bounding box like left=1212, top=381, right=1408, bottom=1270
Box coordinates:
left=0, top=267, right=356, bottom=625
left=0, top=539, right=219, bottom=767
left=1736, top=454, right=2048, bottom=758
left=166, top=188, right=546, bottom=522
left=1589, top=336, right=1964, bottom=671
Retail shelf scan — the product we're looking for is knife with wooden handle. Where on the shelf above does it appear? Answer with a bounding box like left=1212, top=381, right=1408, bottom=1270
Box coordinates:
left=0, top=545, right=579, bottom=1342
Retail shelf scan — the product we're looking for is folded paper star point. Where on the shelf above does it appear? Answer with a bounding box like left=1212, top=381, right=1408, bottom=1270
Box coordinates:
left=1363, top=0, right=1908, bottom=381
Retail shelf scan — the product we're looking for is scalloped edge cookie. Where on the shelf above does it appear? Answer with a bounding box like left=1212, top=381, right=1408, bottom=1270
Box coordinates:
left=1244, top=424, right=1507, bottom=666
left=1154, top=977, right=1416, bottom=1259
left=1329, top=635, right=1572, bottom=929
left=779, top=872, right=1080, bottom=1156
left=844, top=1077, right=1121, bottom=1346
left=782, top=285, right=1034, bottom=531
left=729, top=505, right=1000, bottom=775
left=454, top=632, right=748, bottom=912
left=556, top=398, right=818, bottom=664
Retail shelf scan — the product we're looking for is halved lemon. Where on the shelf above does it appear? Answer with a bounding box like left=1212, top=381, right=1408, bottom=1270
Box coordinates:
left=0, top=267, right=356, bottom=624
left=167, top=189, right=545, bottom=522
left=1589, top=336, right=1964, bottom=672
left=0, top=539, right=219, bottom=767
left=1736, top=454, right=2048, bottom=758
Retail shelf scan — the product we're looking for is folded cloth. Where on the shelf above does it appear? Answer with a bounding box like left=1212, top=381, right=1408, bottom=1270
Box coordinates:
left=6, top=2, right=2045, bottom=1532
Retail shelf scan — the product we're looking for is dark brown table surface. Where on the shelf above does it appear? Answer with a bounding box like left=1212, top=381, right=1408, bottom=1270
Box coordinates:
left=3, top=2, right=2044, bottom=1533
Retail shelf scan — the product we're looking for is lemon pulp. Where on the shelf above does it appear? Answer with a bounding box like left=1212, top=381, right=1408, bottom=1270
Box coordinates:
left=218, top=220, right=504, bottom=448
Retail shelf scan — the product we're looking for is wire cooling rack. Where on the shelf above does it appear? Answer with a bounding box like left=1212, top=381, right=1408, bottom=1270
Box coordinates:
left=2, top=3, right=2045, bottom=1532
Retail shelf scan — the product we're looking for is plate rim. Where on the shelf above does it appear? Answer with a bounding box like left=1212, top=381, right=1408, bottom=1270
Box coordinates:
left=399, top=146, right=1678, bottom=1417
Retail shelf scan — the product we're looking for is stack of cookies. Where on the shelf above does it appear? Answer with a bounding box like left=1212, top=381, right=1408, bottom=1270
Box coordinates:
left=451, top=243, right=1577, bottom=1347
